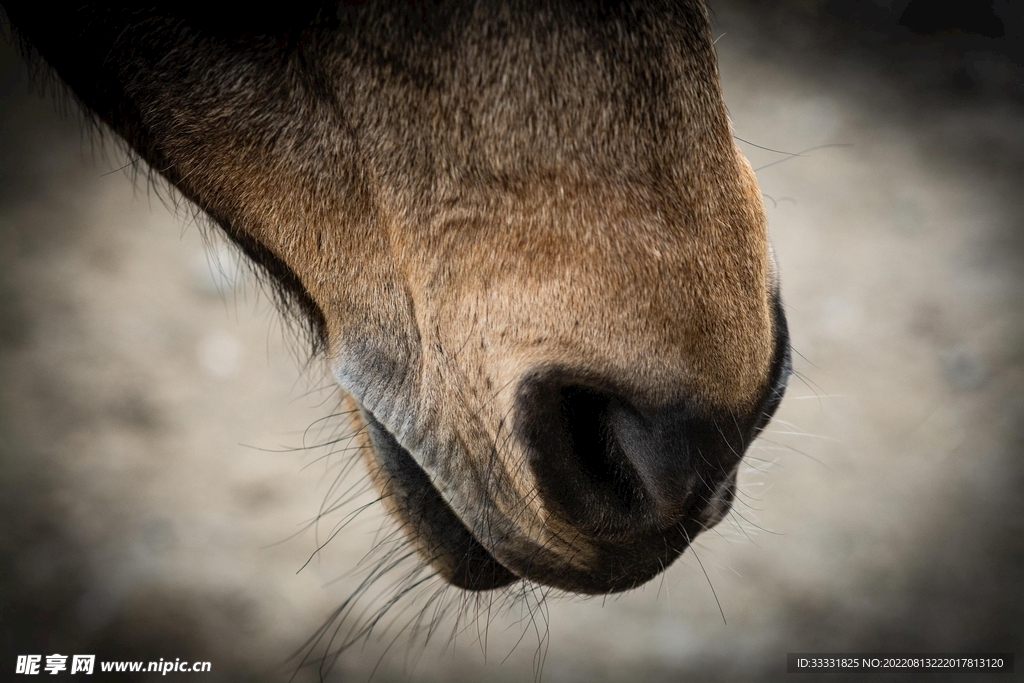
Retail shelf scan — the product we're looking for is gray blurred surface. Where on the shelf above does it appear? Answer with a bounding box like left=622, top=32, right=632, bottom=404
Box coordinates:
left=1, top=2, right=1022, bottom=681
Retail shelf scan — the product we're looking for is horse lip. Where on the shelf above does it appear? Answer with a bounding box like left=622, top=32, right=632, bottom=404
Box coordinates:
left=359, top=407, right=702, bottom=594
left=359, top=408, right=519, bottom=591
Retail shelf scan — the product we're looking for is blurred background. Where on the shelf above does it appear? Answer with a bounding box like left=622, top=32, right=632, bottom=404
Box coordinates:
left=1, top=1, right=1021, bottom=680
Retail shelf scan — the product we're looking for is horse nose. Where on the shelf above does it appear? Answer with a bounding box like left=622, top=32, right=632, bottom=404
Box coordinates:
left=516, top=372, right=745, bottom=538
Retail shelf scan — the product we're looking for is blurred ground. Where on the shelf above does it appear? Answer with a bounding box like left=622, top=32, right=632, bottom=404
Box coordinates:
left=1, top=2, right=1022, bottom=681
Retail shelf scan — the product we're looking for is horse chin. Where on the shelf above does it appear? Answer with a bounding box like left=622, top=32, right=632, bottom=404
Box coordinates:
left=357, top=407, right=519, bottom=591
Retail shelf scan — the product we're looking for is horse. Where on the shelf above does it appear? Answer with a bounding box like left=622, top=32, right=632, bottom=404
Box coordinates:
left=2, top=0, right=790, bottom=596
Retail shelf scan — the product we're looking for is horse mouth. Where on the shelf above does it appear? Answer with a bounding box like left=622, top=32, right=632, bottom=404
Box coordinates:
left=360, top=408, right=519, bottom=591
left=357, top=406, right=707, bottom=594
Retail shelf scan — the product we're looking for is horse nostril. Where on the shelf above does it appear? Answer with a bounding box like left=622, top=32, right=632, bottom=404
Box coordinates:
left=517, top=374, right=713, bottom=537
left=558, top=386, right=645, bottom=514
left=517, top=368, right=772, bottom=540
